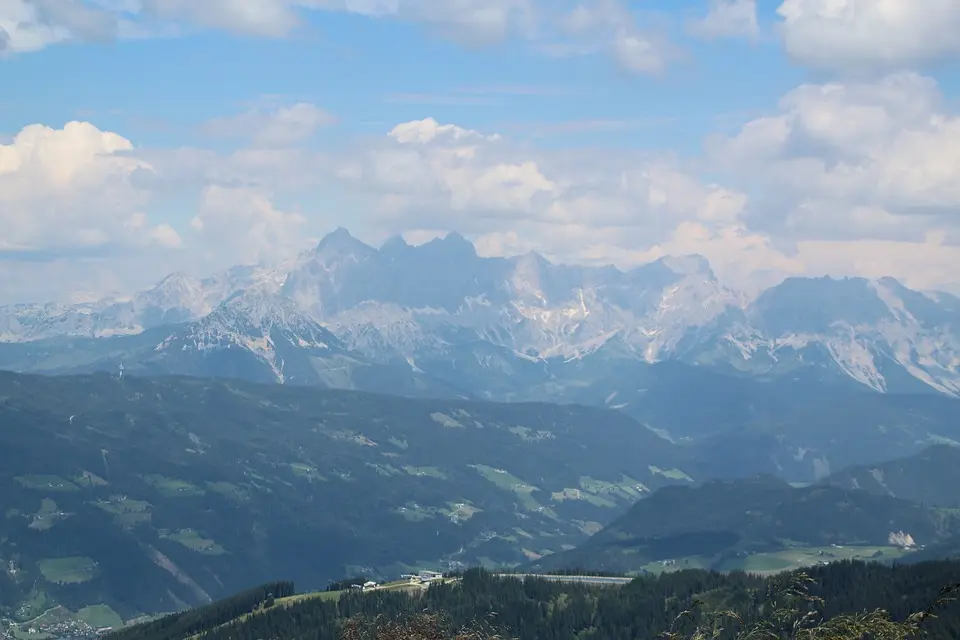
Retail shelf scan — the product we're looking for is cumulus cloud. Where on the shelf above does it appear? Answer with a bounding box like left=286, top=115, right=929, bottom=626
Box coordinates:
left=324, top=117, right=801, bottom=290
left=691, top=70, right=960, bottom=292
left=0, top=121, right=179, bottom=254
left=776, top=0, right=960, bottom=73
left=189, top=185, right=308, bottom=264
left=333, top=117, right=741, bottom=244
left=688, top=0, right=758, bottom=41
left=7, top=89, right=960, bottom=302
left=710, top=72, right=960, bottom=246
left=0, top=0, right=72, bottom=52
left=201, top=102, right=336, bottom=147
left=0, top=0, right=130, bottom=53
left=317, top=110, right=960, bottom=293
left=0, top=119, right=323, bottom=301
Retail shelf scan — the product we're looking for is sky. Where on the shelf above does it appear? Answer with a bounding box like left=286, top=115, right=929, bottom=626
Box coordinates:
left=2, top=0, right=960, bottom=303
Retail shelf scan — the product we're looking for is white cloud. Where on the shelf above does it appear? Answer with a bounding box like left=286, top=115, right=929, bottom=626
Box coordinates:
left=0, top=121, right=176, bottom=253
left=149, top=222, right=183, bottom=248
left=777, top=0, right=960, bottom=73
left=189, top=185, right=309, bottom=264
left=551, top=0, right=674, bottom=75
left=0, top=120, right=318, bottom=301
left=688, top=0, right=758, bottom=41
left=137, top=0, right=540, bottom=43
left=711, top=72, right=960, bottom=246
left=334, top=117, right=741, bottom=243
left=1, top=0, right=674, bottom=75
left=383, top=0, right=538, bottom=46
left=6, top=91, right=960, bottom=302
left=41, top=0, right=542, bottom=45
left=0, top=0, right=130, bottom=53
left=0, top=0, right=73, bottom=52
left=140, top=0, right=305, bottom=37
left=28, top=0, right=120, bottom=39
left=321, top=111, right=960, bottom=293
left=693, top=71, right=960, bottom=292
left=201, top=102, right=336, bottom=147
left=0, top=255, right=164, bottom=303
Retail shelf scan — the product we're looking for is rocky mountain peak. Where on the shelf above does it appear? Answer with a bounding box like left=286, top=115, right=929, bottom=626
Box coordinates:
left=656, top=254, right=714, bottom=280
left=416, top=231, right=479, bottom=260
left=0, top=227, right=958, bottom=398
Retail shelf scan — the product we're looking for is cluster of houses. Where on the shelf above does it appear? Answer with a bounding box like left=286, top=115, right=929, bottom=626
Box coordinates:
left=350, top=570, right=444, bottom=592
left=401, top=570, right=444, bottom=583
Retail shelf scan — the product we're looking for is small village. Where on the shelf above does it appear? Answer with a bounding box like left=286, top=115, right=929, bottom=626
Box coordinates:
left=0, top=572, right=450, bottom=640
left=2, top=614, right=103, bottom=640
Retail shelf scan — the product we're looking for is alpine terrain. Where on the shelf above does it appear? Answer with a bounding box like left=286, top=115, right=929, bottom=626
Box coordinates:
left=1, top=228, right=957, bottom=401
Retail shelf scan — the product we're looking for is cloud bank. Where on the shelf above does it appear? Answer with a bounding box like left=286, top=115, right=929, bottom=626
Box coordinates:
left=3, top=0, right=960, bottom=301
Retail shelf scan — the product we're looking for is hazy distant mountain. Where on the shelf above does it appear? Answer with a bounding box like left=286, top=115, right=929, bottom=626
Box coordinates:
left=1, top=228, right=958, bottom=401
left=823, top=444, right=960, bottom=507
left=526, top=475, right=960, bottom=575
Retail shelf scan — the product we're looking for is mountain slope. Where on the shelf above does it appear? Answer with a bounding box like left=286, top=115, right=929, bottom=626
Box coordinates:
left=4, top=328, right=959, bottom=484
left=0, top=266, right=285, bottom=343
left=0, top=291, right=468, bottom=398
left=0, top=371, right=692, bottom=618
left=688, top=277, right=960, bottom=396
left=526, top=475, right=960, bottom=574
left=2, top=229, right=957, bottom=400
left=3, top=317, right=960, bottom=485
left=823, top=444, right=960, bottom=507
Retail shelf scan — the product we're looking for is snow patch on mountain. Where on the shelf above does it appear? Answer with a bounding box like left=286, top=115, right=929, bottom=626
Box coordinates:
left=1, top=229, right=958, bottom=397
left=822, top=328, right=887, bottom=392
left=0, top=264, right=283, bottom=343
left=154, top=291, right=338, bottom=383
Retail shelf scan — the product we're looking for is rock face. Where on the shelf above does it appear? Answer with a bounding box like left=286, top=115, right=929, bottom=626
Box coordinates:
left=1, top=229, right=958, bottom=397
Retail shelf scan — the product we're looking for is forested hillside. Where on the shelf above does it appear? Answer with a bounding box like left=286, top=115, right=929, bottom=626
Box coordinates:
left=106, top=563, right=960, bottom=640
left=527, top=475, right=960, bottom=574
left=0, top=371, right=689, bottom=619
left=824, top=444, right=960, bottom=507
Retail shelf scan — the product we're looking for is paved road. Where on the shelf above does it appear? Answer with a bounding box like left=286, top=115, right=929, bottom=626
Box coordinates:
left=495, top=574, right=633, bottom=585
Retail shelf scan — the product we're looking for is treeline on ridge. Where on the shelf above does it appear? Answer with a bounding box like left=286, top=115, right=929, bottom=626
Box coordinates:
left=108, top=561, right=960, bottom=640
left=104, top=581, right=293, bottom=640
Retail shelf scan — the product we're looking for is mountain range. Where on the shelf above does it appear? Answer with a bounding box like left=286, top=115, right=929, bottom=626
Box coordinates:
left=2, top=228, right=958, bottom=402
left=3, top=230, right=960, bottom=486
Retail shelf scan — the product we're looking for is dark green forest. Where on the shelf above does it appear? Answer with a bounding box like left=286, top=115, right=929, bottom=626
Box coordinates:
left=107, top=562, right=960, bottom=640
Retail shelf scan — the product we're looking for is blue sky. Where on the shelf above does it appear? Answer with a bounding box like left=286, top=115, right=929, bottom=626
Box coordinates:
left=2, top=1, right=813, bottom=150
left=2, top=0, right=960, bottom=302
